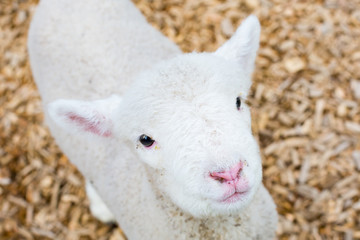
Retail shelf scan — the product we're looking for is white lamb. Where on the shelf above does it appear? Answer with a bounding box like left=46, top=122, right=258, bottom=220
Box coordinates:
left=28, top=0, right=278, bottom=239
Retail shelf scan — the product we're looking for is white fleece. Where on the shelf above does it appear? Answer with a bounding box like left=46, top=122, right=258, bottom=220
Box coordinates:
left=28, top=0, right=278, bottom=239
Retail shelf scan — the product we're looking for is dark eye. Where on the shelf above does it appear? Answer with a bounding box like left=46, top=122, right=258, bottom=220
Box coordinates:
left=139, top=134, right=155, bottom=147
left=236, top=97, right=241, bottom=110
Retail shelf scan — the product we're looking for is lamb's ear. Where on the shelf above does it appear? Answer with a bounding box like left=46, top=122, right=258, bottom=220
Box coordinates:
left=215, top=15, right=261, bottom=77
left=47, top=95, right=122, bottom=137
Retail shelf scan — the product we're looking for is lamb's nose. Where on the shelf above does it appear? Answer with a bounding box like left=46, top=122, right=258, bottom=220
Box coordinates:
left=210, top=162, right=243, bottom=183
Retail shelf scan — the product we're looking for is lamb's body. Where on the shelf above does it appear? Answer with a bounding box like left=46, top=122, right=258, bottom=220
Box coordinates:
left=29, top=0, right=180, bottom=102
left=28, top=0, right=277, bottom=239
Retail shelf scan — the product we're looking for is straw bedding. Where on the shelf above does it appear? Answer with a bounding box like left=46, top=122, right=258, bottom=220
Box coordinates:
left=1, top=0, right=359, bottom=239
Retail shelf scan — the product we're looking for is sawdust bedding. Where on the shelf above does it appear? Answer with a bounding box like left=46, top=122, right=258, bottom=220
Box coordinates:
left=1, top=0, right=359, bottom=239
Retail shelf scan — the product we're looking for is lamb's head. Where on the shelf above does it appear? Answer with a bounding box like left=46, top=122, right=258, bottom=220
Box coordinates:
left=48, top=16, right=262, bottom=218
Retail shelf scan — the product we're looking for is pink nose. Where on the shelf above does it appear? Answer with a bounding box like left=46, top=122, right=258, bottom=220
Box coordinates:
left=210, top=162, right=243, bottom=183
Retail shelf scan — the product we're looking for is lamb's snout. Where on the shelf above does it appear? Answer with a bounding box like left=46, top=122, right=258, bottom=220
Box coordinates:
left=210, top=162, right=243, bottom=184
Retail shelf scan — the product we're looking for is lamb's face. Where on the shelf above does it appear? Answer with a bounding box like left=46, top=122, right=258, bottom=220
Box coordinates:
left=48, top=16, right=261, bottom=218
left=118, top=52, right=262, bottom=217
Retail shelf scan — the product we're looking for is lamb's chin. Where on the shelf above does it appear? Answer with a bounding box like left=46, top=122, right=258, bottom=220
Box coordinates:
left=173, top=190, right=254, bottom=218
left=201, top=182, right=261, bottom=217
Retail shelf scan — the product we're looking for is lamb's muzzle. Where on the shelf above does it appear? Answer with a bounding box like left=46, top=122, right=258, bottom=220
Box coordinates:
left=209, top=162, right=250, bottom=204
left=209, top=161, right=243, bottom=183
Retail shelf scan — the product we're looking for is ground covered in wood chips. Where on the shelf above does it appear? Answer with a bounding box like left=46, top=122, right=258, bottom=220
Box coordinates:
left=1, top=0, right=360, bottom=239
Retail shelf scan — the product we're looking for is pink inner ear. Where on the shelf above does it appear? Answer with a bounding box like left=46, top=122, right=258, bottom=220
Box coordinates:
left=67, top=113, right=112, bottom=137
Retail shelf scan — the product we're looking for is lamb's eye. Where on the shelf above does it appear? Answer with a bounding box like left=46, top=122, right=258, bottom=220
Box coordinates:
left=236, top=97, right=241, bottom=110
left=139, top=134, right=155, bottom=147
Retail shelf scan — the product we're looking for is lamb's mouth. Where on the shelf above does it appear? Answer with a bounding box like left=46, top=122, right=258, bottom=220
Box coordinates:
left=220, top=191, right=248, bottom=204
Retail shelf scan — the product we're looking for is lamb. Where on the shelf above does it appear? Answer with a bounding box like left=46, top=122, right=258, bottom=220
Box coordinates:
left=27, top=0, right=278, bottom=239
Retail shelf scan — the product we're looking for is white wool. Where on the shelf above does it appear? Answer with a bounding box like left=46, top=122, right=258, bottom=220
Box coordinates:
left=85, top=181, right=116, bottom=223
left=28, top=0, right=278, bottom=239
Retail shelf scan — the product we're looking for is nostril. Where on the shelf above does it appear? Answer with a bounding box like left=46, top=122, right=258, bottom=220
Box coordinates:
left=209, top=173, right=225, bottom=183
